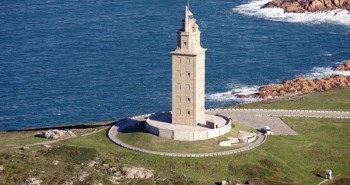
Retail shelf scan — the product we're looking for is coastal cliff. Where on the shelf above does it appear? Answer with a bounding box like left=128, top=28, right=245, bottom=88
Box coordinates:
left=263, top=0, right=350, bottom=13
left=258, top=60, right=350, bottom=99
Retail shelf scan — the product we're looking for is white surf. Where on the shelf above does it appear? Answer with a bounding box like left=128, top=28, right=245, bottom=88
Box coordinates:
left=233, top=0, right=350, bottom=26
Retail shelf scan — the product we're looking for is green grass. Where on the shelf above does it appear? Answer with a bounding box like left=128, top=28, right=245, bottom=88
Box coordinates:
left=56, top=117, right=350, bottom=184
left=46, top=145, right=98, bottom=164
left=0, top=131, right=49, bottom=151
left=116, top=123, right=255, bottom=153
left=232, top=87, right=350, bottom=111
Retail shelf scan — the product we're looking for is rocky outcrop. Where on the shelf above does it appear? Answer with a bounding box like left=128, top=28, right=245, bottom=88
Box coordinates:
left=335, top=60, right=350, bottom=71
left=263, top=0, right=350, bottom=13
left=40, top=130, right=76, bottom=139
left=114, top=167, right=153, bottom=179
left=230, top=61, right=350, bottom=99
left=25, top=178, right=43, bottom=185
left=258, top=74, right=350, bottom=99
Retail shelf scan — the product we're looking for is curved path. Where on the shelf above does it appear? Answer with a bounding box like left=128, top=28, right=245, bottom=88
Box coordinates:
left=108, top=118, right=267, bottom=157
left=108, top=109, right=350, bottom=157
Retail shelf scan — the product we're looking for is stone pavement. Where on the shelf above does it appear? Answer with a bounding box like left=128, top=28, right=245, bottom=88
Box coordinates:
left=210, top=109, right=350, bottom=135
left=108, top=109, right=350, bottom=157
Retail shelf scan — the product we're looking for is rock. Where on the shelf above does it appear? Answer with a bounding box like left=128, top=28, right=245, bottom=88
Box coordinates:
left=108, top=167, right=118, bottom=174
left=79, top=172, right=90, bottom=182
left=115, top=166, right=153, bottom=179
left=87, top=160, right=98, bottom=167
left=53, top=160, right=59, bottom=165
left=42, top=144, right=51, bottom=148
left=236, top=94, right=250, bottom=98
left=40, top=130, right=76, bottom=139
left=25, top=177, right=43, bottom=185
left=60, top=181, right=73, bottom=185
left=336, top=60, right=350, bottom=71
left=0, top=166, right=4, bottom=173
left=263, top=0, right=350, bottom=13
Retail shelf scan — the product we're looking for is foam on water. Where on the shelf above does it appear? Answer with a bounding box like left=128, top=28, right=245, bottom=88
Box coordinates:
left=299, top=66, right=350, bottom=78
left=233, top=0, right=350, bottom=26
left=206, top=85, right=260, bottom=103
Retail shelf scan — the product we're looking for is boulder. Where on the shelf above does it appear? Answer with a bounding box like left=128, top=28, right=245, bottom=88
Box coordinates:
left=25, top=178, right=43, bottom=185
left=0, top=166, right=3, bottom=173
left=335, top=60, right=350, bottom=71
left=40, top=130, right=76, bottom=139
left=53, top=160, right=59, bottom=165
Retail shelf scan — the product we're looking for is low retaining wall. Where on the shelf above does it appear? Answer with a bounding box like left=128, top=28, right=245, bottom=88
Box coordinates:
left=145, top=115, right=232, bottom=141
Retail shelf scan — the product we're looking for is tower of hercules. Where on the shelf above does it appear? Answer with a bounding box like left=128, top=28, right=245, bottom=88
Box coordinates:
left=171, top=5, right=206, bottom=126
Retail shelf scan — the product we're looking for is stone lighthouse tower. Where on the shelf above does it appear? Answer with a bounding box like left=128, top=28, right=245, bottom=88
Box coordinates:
left=171, top=5, right=206, bottom=126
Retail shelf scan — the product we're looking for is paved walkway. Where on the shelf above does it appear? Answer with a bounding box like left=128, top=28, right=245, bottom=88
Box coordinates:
left=210, top=109, right=350, bottom=135
left=108, top=109, right=350, bottom=157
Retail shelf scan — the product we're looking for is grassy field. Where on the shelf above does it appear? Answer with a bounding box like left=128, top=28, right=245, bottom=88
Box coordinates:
left=57, top=117, right=350, bottom=184
left=232, top=87, right=350, bottom=111
left=0, top=118, right=349, bottom=184
left=0, top=88, right=349, bottom=184
left=116, top=122, right=255, bottom=153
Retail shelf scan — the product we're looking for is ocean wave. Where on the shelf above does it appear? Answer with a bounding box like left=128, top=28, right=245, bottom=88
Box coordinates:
left=207, top=61, right=350, bottom=103
left=299, top=66, right=350, bottom=78
left=233, top=0, right=350, bottom=26
left=321, top=51, right=332, bottom=57
left=206, top=85, right=261, bottom=103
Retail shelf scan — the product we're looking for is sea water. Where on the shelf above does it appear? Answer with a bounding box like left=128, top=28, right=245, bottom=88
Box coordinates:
left=1, top=0, right=350, bottom=130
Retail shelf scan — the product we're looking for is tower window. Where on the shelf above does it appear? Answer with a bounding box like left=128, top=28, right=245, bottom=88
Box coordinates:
left=177, top=108, right=181, bottom=115
left=187, top=97, right=190, bottom=103
left=187, top=72, right=191, bottom=78
left=177, top=83, right=181, bottom=90
left=187, top=59, right=191, bottom=65
left=177, top=96, right=181, bottom=103
left=184, top=41, right=187, bottom=46
left=177, top=70, right=181, bottom=77
left=186, top=84, right=190, bottom=90
left=187, top=110, right=191, bottom=116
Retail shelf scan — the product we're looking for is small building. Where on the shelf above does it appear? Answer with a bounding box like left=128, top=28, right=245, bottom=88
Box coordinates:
left=261, top=126, right=273, bottom=135
left=237, top=131, right=257, bottom=143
